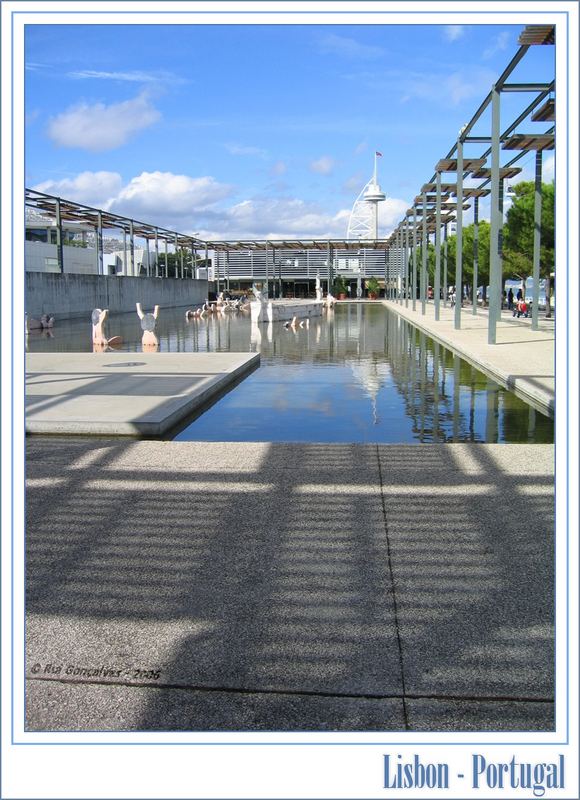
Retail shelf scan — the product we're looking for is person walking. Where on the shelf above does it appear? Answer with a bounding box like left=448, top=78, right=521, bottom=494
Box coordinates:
left=508, top=288, right=514, bottom=310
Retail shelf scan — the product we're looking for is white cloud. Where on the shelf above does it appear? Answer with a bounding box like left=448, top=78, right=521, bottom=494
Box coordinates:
left=32, top=171, right=123, bottom=208
left=109, top=171, right=235, bottom=224
left=47, top=92, right=160, bottom=152
left=270, top=161, right=287, bottom=176
left=354, top=140, right=368, bottom=155
left=543, top=154, right=555, bottom=182
left=482, top=31, right=511, bottom=60
left=343, top=172, right=365, bottom=194
left=310, top=156, right=335, bottom=175
left=378, top=197, right=411, bottom=232
left=515, top=153, right=554, bottom=184
left=29, top=168, right=410, bottom=240
left=400, top=68, right=496, bottom=107
left=66, top=69, right=182, bottom=83
left=443, top=25, right=465, bottom=42
left=317, top=33, right=385, bottom=60
left=225, top=143, right=268, bottom=158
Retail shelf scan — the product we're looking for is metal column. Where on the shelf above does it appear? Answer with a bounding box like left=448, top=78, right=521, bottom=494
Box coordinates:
left=455, top=137, right=464, bottom=330
left=129, top=220, right=135, bottom=276
left=443, top=223, right=448, bottom=307
left=55, top=198, right=64, bottom=273
left=404, top=217, right=409, bottom=308
left=164, top=238, right=168, bottom=279
left=421, top=192, right=427, bottom=314
left=154, top=230, right=159, bottom=278
left=435, top=172, right=441, bottom=320
left=488, top=85, right=502, bottom=344
left=531, top=149, right=543, bottom=331
left=472, top=197, right=479, bottom=315
left=173, top=234, right=180, bottom=278
left=412, top=208, right=417, bottom=311
left=96, top=211, right=103, bottom=276
left=145, top=237, right=151, bottom=277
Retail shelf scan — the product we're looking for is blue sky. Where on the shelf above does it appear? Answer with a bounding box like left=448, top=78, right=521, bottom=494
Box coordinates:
left=25, top=21, right=555, bottom=240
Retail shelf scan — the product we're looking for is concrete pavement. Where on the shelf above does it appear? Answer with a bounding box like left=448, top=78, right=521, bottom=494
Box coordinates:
left=25, top=352, right=259, bottom=436
left=25, top=438, right=554, bottom=732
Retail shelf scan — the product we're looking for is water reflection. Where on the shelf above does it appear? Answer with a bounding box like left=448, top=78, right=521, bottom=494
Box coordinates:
left=26, top=304, right=553, bottom=444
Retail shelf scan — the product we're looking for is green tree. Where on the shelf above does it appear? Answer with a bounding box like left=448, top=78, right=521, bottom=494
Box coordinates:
left=502, top=180, right=555, bottom=316
left=502, top=181, right=554, bottom=280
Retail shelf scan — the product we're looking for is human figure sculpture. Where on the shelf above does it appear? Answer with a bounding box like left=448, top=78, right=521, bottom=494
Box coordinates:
left=325, top=293, right=336, bottom=309
left=92, top=308, right=123, bottom=349
left=26, top=314, right=54, bottom=331
left=136, top=302, right=160, bottom=349
left=315, top=278, right=323, bottom=302
left=251, top=284, right=267, bottom=303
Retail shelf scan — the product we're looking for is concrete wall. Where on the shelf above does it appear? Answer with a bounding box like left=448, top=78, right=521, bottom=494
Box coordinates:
left=26, top=272, right=208, bottom=319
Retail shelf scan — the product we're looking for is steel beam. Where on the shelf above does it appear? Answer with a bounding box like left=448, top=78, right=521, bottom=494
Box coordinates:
left=501, top=82, right=552, bottom=92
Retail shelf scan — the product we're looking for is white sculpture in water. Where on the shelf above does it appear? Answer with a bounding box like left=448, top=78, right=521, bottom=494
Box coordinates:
left=136, top=303, right=160, bottom=350
left=315, top=277, right=323, bottom=302
left=251, top=284, right=267, bottom=303
left=92, top=308, right=123, bottom=350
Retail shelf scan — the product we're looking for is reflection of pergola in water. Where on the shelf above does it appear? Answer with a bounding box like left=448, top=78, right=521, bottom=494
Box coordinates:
left=346, top=357, right=391, bottom=425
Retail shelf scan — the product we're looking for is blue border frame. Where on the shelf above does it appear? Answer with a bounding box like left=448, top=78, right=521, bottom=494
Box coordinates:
left=10, top=3, right=570, bottom=758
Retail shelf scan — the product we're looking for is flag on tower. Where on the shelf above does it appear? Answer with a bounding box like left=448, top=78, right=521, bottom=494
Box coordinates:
left=376, top=151, right=383, bottom=157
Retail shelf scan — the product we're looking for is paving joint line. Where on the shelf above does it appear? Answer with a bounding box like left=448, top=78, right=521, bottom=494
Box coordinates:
left=25, top=675, right=553, bottom=706
left=375, top=443, right=410, bottom=730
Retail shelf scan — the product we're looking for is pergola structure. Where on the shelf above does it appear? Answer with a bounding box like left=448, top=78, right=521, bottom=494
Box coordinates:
left=25, top=188, right=395, bottom=294
left=385, top=24, right=555, bottom=342
left=25, top=189, right=208, bottom=279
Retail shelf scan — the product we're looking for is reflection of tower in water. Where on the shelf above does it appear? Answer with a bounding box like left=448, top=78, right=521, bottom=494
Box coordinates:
left=346, top=357, right=391, bottom=425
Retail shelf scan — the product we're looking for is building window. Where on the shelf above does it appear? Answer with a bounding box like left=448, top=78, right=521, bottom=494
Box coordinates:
left=44, top=258, right=60, bottom=272
left=26, top=228, right=49, bottom=243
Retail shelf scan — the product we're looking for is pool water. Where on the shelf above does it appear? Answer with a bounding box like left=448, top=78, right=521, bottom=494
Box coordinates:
left=26, top=303, right=554, bottom=444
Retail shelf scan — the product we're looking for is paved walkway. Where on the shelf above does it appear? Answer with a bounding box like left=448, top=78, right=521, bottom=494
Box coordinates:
left=26, top=352, right=259, bottom=436
left=26, top=437, right=554, bottom=732
left=381, top=300, right=555, bottom=416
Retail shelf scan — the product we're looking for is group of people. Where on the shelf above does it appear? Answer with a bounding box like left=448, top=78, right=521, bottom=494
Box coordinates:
left=507, top=287, right=530, bottom=318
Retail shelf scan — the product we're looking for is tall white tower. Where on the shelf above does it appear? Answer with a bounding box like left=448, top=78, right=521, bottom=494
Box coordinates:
left=347, top=152, right=387, bottom=240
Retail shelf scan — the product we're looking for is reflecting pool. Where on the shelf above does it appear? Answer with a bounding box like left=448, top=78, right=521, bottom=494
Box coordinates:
left=26, top=303, right=554, bottom=443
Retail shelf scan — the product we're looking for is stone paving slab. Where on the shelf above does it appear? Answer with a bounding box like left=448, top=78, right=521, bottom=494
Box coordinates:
left=26, top=441, right=402, bottom=701
left=25, top=681, right=406, bottom=732
left=383, top=301, right=555, bottom=416
left=377, top=445, right=554, bottom=700
left=406, top=699, right=554, bottom=731
left=25, top=439, right=555, bottom=731
left=25, top=352, right=259, bottom=436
